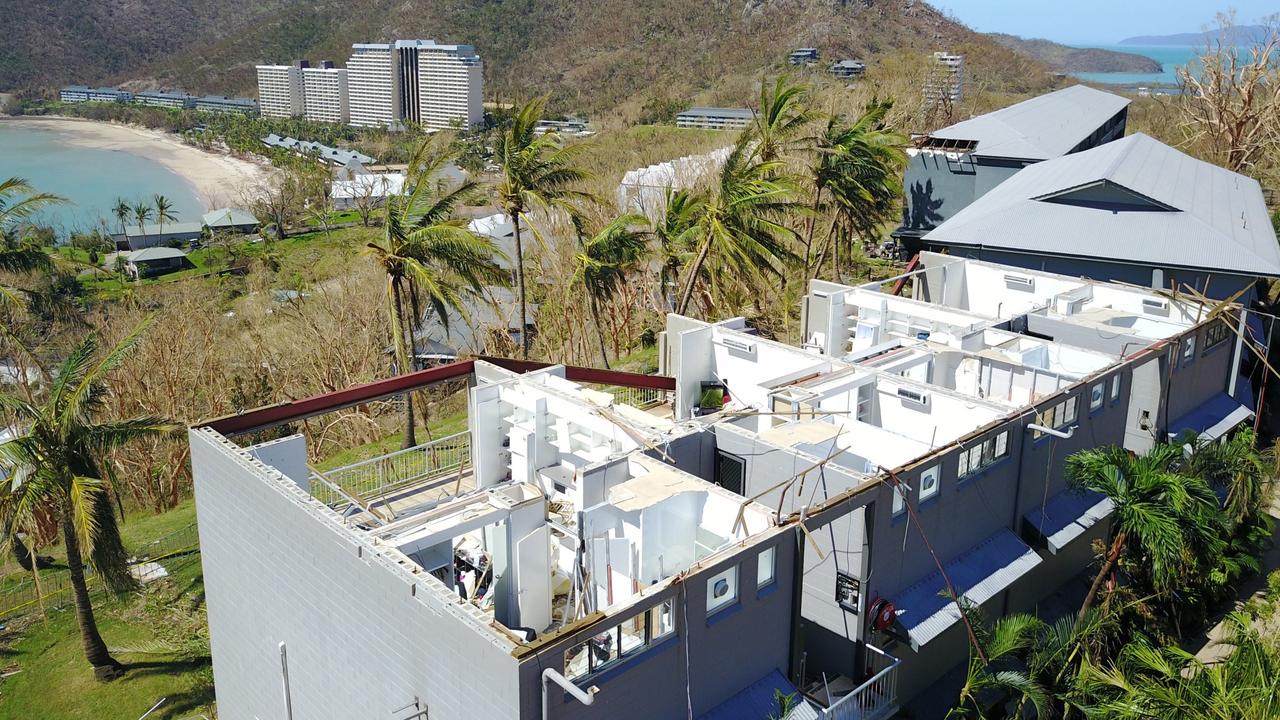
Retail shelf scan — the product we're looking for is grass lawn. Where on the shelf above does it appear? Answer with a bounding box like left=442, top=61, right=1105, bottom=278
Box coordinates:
left=0, top=503, right=212, bottom=720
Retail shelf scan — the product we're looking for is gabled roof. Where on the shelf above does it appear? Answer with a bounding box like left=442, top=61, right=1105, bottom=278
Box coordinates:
left=119, top=222, right=205, bottom=237
left=923, top=133, right=1280, bottom=278
left=129, top=247, right=188, bottom=262
left=202, top=208, right=260, bottom=227
left=927, top=85, right=1129, bottom=160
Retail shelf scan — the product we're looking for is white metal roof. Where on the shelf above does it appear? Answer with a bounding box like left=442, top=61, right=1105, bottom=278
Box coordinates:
left=928, top=85, right=1129, bottom=160
left=923, top=133, right=1280, bottom=278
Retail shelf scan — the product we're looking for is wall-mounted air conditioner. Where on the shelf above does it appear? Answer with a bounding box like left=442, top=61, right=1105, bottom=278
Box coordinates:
left=896, top=387, right=929, bottom=406
left=1141, top=298, right=1169, bottom=315
left=1004, top=274, right=1034, bottom=291
left=714, top=336, right=756, bottom=354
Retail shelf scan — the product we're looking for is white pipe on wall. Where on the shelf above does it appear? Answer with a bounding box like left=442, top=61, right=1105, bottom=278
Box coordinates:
left=542, top=668, right=598, bottom=720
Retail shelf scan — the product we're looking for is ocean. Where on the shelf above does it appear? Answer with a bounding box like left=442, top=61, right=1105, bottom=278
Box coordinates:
left=1070, top=45, right=1201, bottom=86
left=0, top=121, right=205, bottom=235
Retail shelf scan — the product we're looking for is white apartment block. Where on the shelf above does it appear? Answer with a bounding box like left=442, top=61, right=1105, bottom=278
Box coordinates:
left=406, top=40, right=484, bottom=130
left=255, top=65, right=304, bottom=118
left=302, top=65, right=350, bottom=125
left=347, top=44, right=400, bottom=128
left=924, top=51, right=965, bottom=104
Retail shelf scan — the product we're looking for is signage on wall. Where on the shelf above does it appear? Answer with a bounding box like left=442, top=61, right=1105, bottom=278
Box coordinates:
left=836, top=572, right=860, bottom=613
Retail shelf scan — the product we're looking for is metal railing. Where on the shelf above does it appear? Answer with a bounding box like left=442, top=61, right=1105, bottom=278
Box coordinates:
left=0, top=522, right=201, bottom=621
left=821, top=644, right=900, bottom=720
left=590, top=385, right=672, bottom=410
left=312, top=431, right=471, bottom=507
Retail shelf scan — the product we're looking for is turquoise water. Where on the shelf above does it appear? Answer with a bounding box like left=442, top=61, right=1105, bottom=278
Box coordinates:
left=0, top=121, right=205, bottom=235
left=1071, top=45, right=1202, bottom=86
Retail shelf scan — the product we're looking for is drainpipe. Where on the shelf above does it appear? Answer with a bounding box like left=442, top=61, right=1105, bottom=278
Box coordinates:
left=542, top=668, right=598, bottom=720
left=279, top=642, right=294, bottom=720
left=1026, top=424, right=1074, bottom=440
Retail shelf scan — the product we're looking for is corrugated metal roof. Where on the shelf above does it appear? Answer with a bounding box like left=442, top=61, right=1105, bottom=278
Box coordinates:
left=680, top=107, right=755, bottom=119
left=929, top=85, right=1129, bottom=160
left=697, top=669, right=819, bottom=720
left=119, top=222, right=205, bottom=237
left=891, top=528, right=1042, bottom=648
left=129, top=247, right=188, bottom=262
left=202, top=208, right=260, bottom=227
left=1024, top=489, right=1113, bottom=554
left=1168, top=392, right=1254, bottom=441
left=922, top=133, right=1280, bottom=277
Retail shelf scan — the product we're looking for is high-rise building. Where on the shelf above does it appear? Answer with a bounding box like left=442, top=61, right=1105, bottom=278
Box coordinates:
left=410, top=41, right=483, bottom=130
left=302, top=61, right=349, bottom=125
left=256, top=63, right=304, bottom=118
left=347, top=43, right=400, bottom=128
left=924, top=51, right=965, bottom=104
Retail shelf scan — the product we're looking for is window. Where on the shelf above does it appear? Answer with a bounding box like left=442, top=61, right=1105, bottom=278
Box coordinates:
left=757, top=546, right=776, bottom=588
left=1090, top=382, right=1105, bottom=412
left=891, top=481, right=907, bottom=516
left=565, top=599, right=675, bottom=681
left=919, top=465, right=940, bottom=501
left=1034, top=396, right=1078, bottom=438
left=1182, top=336, right=1196, bottom=364
left=707, top=565, right=739, bottom=615
left=1205, top=319, right=1232, bottom=350
left=1110, top=375, right=1122, bottom=402
left=957, top=432, right=1009, bottom=478
left=714, top=450, right=746, bottom=495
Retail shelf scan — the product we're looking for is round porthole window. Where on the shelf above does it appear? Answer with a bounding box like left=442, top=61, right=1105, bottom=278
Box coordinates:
left=713, top=579, right=729, bottom=598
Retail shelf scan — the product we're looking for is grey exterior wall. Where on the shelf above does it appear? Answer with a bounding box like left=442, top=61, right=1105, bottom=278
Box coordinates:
left=897, top=153, right=1027, bottom=239
left=523, top=532, right=798, bottom=719
left=190, top=429, right=524, bottom=720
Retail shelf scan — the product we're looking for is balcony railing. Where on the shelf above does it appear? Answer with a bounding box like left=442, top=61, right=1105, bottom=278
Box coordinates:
left=311, top=431, right=471, bottom=507
left=820, top=644, right=900, bottom=720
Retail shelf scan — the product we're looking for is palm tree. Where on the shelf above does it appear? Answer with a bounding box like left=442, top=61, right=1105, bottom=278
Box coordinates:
left=1077, top=613, right=1280, bottom=719
left=364, top=136, right=507, bottom=448
left=0, top=242, right=55, bottom=311
left=131, top=202, right=153, bottom=246
left=1065, top=444, right=1225, bottom=623
left=674, top=134, right=800, bottom=316
left=1183, top=427, right=1275, bottom=525
left=652, top=188, right=704, bottom=313
left=494, top=97, right=592, bottom=358
left=804, top=100, right=906, bottom=275
left=111, top=198, right=130, bottom=244
left=0, top=177, right=64, bottom=231
left=152, top=195, right=177, bottom=246
left=948, top=610, right=1050, bottom=719
left=0, top=322, right=177, bottom=680
left=571, top=213, right=651, bottom=368
left=752, top=76, right=814, bottom=163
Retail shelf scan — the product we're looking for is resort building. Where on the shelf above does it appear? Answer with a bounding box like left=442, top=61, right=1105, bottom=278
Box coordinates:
left=195, top=95, right=259, bottom=114
left=111, top=222, right=205, bottom=251
left=675, top=107, right=754, bottom=130
left=124, top=247, right=191, bottom=279
left=57, top=86, right=91, bottom=103
left=828, top=59, right=867, bottom=79
left=894, top=85, right=1130, bottom=244
left=395, top=39, right=484, bottom=130
left=301, top=62, right=350, bottom=124
left=261, top=134, right=375, bottom=166
left=918, top=132, right=1280, bottom=302
left=923, top=51, right=965, bottom=104
left=135, top=90, right=197, bottom=109
left=789, top=47, right=820, bottom=66
left=255, top=64, right=305, bottom=118
left=331, top=173, right=406, bottom=210
left=616, top=146, right=732, bottom=219
left=347, top=43, right=400, bottom=128
left=202, top=208, right=261, bottom=235
left=188, top=252, right=1256, bottom=720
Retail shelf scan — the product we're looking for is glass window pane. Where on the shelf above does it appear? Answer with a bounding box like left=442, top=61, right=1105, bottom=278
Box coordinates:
left=1090, top=383, right=1104, bottom=411
left=1063, top=397, right=1078, bottom=425
left=650, top=600, right=675, bottom=640
left=981, top=439, right=994, bottom=465
left=958, top=450, right=970, bottom=477
left=758, top=546, right=776, bottom=587
left=619, top=618, right=645, bottom=656
left=707, top=565, right=738, bottom=614
left=920, top=466, right=939, bottom=500
left=994, top=431, right=1008, bottom=458
left=969, top=446, right=982, bottom=469
left=565, top=640, right=592, bottom=679
left=1111, top=375, right=1121, bottom=401
left=892, top=482, right=906, bottom=514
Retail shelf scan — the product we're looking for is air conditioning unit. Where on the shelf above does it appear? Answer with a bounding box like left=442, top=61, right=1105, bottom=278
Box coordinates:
left=1004, top=274, right=1034, bottom=291
left=715, top=336, right=756, bottom=354
left=897, top=387, right=929, bottom=406
left=1141, top=298, right=1169, bottom=315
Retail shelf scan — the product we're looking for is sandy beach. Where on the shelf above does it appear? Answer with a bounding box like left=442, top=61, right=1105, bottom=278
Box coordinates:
left=0, top=115, right=273, bottom=209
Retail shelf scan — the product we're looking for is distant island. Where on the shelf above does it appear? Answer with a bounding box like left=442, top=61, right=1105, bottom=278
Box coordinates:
left=1120, top=24, right=1269, bottom=46
left=990, top=34, right=1162, bottom=73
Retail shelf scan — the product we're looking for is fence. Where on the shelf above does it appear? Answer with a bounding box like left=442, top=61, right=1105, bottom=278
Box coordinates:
left=0, top=522, right=201, bottom=622
left=588, top=385, right=672, bottom=410
left=311, top=431, right=471, bottom=507
left=820, top=643, right=900, bottom=720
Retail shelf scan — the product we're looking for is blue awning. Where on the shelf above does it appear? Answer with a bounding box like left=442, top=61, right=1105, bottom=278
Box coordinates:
left=891, top=529, right=1042, bottom=649
left=698, top=669, right=819, bottom=720
left=1024, top=490, right=1113, bottom=554
left=1167, top=392, right=1253, bottom=442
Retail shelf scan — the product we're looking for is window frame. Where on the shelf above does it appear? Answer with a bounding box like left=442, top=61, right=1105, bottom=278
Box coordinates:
left=1089, top=382, right=1105, bottom=413
left=706, top=564, right=739, bottom=616
left=957, top=431, right=1009, bottom=479
left=1205, top=319, right=1232, bottom=350
left=757, top=546, right=776, bottom=589
left=919, top=464, right=941, bottom=502
left=1110, top=374, right=1122, bottom=403
left=1181, top=335, right=1197, bottom=365
left=564, top=598, right=677, bottom=682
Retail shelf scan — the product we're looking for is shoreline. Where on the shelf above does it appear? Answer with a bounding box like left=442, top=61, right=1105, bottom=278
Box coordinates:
left=0, top=115, right=274, bottom=210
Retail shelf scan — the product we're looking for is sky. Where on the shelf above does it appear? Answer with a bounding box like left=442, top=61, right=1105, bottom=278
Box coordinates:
left=929, top=1, right=1274, bottom=45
